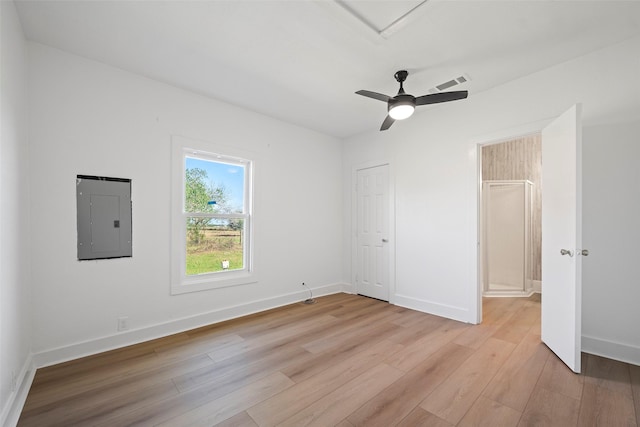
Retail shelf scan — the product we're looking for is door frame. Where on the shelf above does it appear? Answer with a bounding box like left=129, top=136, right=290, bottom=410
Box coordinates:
left=351, top=160, right=396, bottom=303
left=473, top=119, right=552, bottom=324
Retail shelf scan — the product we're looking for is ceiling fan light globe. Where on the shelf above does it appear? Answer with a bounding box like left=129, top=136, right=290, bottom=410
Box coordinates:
left=389, top=104, right=415, bottom=120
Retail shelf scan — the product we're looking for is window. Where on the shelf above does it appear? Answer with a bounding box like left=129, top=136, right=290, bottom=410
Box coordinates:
left=171, top=137, right=255, bottom=294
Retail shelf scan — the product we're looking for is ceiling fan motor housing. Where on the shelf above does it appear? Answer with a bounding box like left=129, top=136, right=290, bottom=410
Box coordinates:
left=388, top=93, right=416, bottom=111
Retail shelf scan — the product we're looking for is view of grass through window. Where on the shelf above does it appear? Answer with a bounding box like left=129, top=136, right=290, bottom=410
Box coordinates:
left=185, top=156, right=246, bottom=276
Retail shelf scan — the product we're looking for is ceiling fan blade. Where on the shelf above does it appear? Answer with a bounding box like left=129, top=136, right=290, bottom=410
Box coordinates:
left=356, top=90, right=391, bottom=102
left=380, top=115, right=395, bottom=131
left=415, top=90, right=468, bottom=106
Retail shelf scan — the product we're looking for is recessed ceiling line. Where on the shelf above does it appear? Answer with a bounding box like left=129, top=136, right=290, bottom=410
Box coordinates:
left=334, top=0, right=432, bottom=39
left=379, top=0, right=431, bottom=38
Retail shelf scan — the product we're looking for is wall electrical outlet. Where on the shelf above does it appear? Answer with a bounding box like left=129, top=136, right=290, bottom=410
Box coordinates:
left=117, top=316, right=129, bottom=331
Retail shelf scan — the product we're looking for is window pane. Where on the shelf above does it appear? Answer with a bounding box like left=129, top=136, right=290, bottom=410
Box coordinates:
left=186, top=217, right=244, bottom=275
left=185, top=157, right=245, bottom=214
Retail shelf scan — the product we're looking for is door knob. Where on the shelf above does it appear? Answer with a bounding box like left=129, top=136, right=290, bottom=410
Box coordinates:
left=578, top=249, right=589, bottom=256
left=560, top=249, right=573, bottom=257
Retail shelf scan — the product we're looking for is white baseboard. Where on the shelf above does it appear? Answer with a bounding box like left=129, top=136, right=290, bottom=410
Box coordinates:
left=341, top=282, right=355, bottom=294
left=582, top=334, right=640, bottom=367
left=483, top=290, right=535, bottom=298
left=533, top=280, right=542, bottom=293
left=393, top=294, right=472, bottom=324
left=33, top=282, right=348, bottom=369
left=1, top=354, right=36, bottom=427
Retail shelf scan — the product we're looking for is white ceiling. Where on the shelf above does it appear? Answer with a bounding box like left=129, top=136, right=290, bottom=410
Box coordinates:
left=14, top=0, right=640, bottom=138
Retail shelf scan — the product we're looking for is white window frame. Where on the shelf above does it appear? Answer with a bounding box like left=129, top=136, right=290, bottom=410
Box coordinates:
left=171, top=136, right=257, bottom=295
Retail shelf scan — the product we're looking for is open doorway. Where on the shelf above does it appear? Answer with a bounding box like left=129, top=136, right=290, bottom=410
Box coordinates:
left=478, top=134, right=542, bottom=315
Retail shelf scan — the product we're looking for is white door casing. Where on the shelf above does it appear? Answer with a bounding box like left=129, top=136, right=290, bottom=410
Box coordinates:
left=356, top=165, right=390, bottom=301
left=541, top=104, right=583, bottom=373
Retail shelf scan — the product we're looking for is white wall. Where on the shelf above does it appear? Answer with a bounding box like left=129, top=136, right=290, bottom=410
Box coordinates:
left=582, top=120, right=640, bottom=364
left=27, top=43, right=344, bottom=365
left=343, top=36, right=640, bottom=362
left=0, top=1, right=33, bottom=425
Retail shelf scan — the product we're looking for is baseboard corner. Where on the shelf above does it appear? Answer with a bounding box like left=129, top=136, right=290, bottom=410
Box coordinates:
left=1, top=354, right=36, bottom=427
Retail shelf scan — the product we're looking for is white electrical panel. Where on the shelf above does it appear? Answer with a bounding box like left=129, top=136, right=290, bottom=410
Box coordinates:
left=76, top=175, right=132, bottom=260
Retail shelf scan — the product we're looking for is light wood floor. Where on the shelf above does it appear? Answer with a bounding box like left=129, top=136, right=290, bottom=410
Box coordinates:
left=19, top=293, right=640, bottom=426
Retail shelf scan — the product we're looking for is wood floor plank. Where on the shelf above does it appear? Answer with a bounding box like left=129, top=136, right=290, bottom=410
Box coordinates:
left=280, top=335, right=403, bottom=384
left=387, top=315, right=447, bottom=346
left=22, top=351, right=215, bottom=411
left=453, top=323, right=500, bottom=350
left=93, top=366, right=276, bottom=426
left=153, top=332, right=245, bottom=362
left=518, top=386, right=580, bottom=427
left=389, top=309, right=428, bottom=327
left=329, top=297, right=389, bottom=321
left=536, top=351, right=584, bottom=401
left=20, top=354, right=214, bottom=418
left=95, top=346, right=310, bottom=426
left=347, top=342, right=473, bottom=427
left=584, top=353, right=634, bottom=397
left=214, top=411, right=258, bottom=427
left=482, top=332, right=551, bottom=412
left=29, top=332, right=190, bottom=386
left=395, top=407, right=453, bottom=427
left=301, top=308, right=402, bottom=354
left=277, top=363, right=404, bottom=427
left=483, top=298, right=526, bottom=324
left=457, top=396, right=521, bottom=427
left=491, top=303, right=540, bottom=345
left=420, top=337, right=516, bottom=425
left=237, top=313, right=339, bottom=346
left=24, top=351, right=161, bottom=407
left=172, top=341, right=311, bottom=392
left=157, top=371, right=294, bottom=427
left=247, top=339, right=402, bottom=427
left=201, top=313, right=340, bottom=364
left=19, top=379, right=179, bottom=426
left=386, top=320, right=469, bottom=372
left=577, top=382, right=637, bottom=427
left=184, top=293, right=348, bottom=340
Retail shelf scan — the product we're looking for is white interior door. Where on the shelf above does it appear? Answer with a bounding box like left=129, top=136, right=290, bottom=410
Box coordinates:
left=356, top=165, right=390, bottom=301
left=541, top=104, right=583, bottom=373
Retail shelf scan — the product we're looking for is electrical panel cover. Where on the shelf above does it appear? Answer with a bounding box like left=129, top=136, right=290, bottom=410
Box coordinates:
left=77, top=175, right=132, bottom=260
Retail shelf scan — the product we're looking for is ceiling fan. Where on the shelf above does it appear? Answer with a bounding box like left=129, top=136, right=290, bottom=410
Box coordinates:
left=356, top=70, right=468, bottom=131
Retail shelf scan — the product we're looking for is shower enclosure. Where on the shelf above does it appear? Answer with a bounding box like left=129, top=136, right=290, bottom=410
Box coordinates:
left=482, top=180, right=534, bottom=296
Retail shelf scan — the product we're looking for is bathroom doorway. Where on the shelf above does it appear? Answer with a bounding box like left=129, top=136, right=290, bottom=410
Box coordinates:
left=480, top=134, right=542, bottom=299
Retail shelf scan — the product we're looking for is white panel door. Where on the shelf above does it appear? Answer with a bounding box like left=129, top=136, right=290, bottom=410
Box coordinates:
left=356, top=165, right=390, bottom=301
left=541, top=104, right=583, bottom=373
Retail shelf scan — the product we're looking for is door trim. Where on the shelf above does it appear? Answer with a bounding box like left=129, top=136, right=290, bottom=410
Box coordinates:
left=351, top=160, right=395, bottom=303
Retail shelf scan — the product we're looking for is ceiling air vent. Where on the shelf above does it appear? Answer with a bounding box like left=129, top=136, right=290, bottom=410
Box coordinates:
left=436, top=79, right=458, bottom=91
left=433, top=74, right=470, bottom=92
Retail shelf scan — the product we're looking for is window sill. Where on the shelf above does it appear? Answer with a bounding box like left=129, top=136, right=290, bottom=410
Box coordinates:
left=171, top=271, right=258, bottom=295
